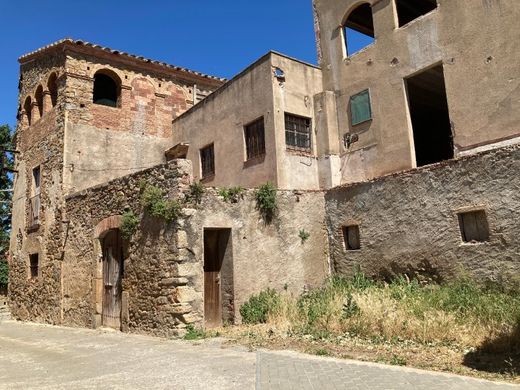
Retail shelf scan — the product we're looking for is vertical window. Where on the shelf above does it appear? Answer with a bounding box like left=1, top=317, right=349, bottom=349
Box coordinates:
left=93, top=70, right=121, bottom=107
left=47, top=73, right=58, bottom=107
left=244, top=117, right=266, bottom=160
left=35, top=85, right=44, bottom=118
left=343, top=225, right=361, bottom=250
left=30, top=166, right=41, bottom=228
left=395, top=0, right=437, bottom=27
left=285, top=113, right=311, bottom=150
left=343, top=3, right=375, bottom=56
left=23, top=96, right=32, bottom=126
left=350, top=89, right=372, bottom=126
left=29, top=253, right=39, bottom=279
left=200, top=143, right=215, bottom=179
left=458, top=210, right=490, bottom=243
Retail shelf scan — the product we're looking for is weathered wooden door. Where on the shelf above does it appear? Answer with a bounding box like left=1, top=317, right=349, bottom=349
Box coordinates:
left=102, top=229, right=123, bottom=329
left=204, top=230, right=224, bottom=328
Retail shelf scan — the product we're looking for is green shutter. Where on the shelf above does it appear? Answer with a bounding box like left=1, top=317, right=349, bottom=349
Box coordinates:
left=350, top=89, right=372, bottom=126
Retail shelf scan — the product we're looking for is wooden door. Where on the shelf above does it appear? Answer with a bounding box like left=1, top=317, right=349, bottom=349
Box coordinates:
left=102, top=229, right=123, bottom=329
left=204, top=230, right=222, bottom=328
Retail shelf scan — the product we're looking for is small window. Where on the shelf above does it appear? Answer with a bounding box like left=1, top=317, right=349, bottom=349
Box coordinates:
left=24, top=96, right=32, bottom=126
left=285, top=113, right=311, bottom=150
left=350, top=89, right=372, bottom=126
left=47, top=73, right=58, bottom=107
left=458, top=210, right=490, bottom=243
left=200, top=143, right=215, bottom=179
left=343, top=3, right=375, bottom=56
left=244, top=117, right=266, bottom=160
left=395, top=0, right=437, bottom=27
left=343, top=225, right=361, bottom=250
left=29, top=253, right=39, bottom=279
left=35, top=85, right=44, bottom=118
left=93, top=71, right=120, bottom=107
left=30, top=166, right=41, bottom=228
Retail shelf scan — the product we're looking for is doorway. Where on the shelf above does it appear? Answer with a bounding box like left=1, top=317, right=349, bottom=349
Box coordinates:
left=405, top=65, right=453, bottom=167
left=203, top=228, right=233, bottom=328
left=101, top=229, right=123, bottom=329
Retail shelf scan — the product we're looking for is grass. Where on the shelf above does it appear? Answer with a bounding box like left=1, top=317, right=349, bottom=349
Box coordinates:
left=183, top=325, right=220, bottom=340
left=229, top=272, right=520, bottom=382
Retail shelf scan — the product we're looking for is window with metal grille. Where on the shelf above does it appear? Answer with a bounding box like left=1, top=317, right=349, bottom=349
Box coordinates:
left=29, top=253, right=39, bottom=279
left=342, top=225, right=361, bottom=250
left=200, top=143, right=215, bottom=179
left=244, top=117, right=266, bottom=160
left=458, top=210, right=490, bottom=243
left=285, top=113, right=311, bottom=150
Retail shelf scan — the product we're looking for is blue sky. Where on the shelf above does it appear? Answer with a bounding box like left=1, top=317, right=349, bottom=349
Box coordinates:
left=0, top=0, right=319, bottom=130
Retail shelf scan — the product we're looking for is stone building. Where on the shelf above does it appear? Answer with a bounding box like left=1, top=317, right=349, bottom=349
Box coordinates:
left=7, top=0, right=520, bottom=335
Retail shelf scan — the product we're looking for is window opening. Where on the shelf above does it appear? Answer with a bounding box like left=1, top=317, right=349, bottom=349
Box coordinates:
left=344, top=3, right=375, bottom=56
left=29, top=253, right=39, bottom=279
left=285, top=113, right=311, bottom=150
left=47, top=73, right=58, bottom=107
left=395, top=0, right=437, bottom=27
left=200, top=143, right=215, bottom=179
left=93, top=71, right=120, bottom=107
left=350, top=89, right=372, bottom=126
left=35, top=85, right=44, bottom=118
left=30, top=166, right=41, bottom=228
left=458, top=210, right=490, bottom=243
left=24, top=96, right=32, bottom=126
left=405, top=65, right=453, bottom=167
left=343, top=225, right=361, bottom=250
left=244, top=118, right=266, bottom=160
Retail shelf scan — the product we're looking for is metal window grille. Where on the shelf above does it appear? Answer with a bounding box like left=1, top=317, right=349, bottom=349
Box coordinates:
left=200, top=144, right=215, bottom=178
left=285, top=113, right=311, bottom=150
left=29, top=253, right=39, bottom=279
left=244, top=118, right=266, bottom=160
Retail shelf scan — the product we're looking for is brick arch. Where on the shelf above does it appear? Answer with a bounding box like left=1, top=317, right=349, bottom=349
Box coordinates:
left=93, top=215, right=122, bottom=239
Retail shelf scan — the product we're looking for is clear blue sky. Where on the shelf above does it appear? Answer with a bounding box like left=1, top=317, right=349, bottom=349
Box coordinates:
left=0, top=0, right=319, bottom=130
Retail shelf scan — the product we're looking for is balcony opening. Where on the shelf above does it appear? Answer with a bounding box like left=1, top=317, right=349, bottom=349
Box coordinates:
left=343, top=3, right=375, bottom=56
left=405, top=65, right=453, bottom=167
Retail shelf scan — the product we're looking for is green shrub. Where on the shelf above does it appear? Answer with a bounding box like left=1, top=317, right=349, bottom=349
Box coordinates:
left=0, top=260, right=8, bottom=289
left=188, top=182, right=205, bottom=204
left=184, top=325, right=208, bottom=340
left=120, top=211, right=139, bottom=240
left=298, top=229, right=310, bottom=244
left=240, top=288, right=281, bottom=324
left=218, top=186, right=244, bottom=203
left=255, top=182, right=277, bottom=223
left=141, top=184, right=182, bottom=222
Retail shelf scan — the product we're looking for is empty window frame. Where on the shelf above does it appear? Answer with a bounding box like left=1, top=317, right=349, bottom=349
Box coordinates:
left=93, top=70, right=120, bottom=107
left=342, top=225, right=361, bottom=250
left=200, top=143, right=215, bottom=179
left=47, top=73, right=58, bottom=107
left=350, top=89, right=372, bottom=126
left=23, top=96, right=32, bottom=126
left=458, top=210, right=490, bottom=243
left=29, top=253, right=39, bottom=279
left=35, top=85, right=44, bottom=118
left=343, top=3, right=375, bottom=56
left=244, top=117, right=266, bottom=160
left=395, top=0, right=437, bottom=27
left=285, top=113, right=311, bottom=150
left=30, top=166, right=41, bottom=227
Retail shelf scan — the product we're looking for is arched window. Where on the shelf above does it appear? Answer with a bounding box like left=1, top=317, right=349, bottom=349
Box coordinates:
left=343, top=3, right=375, bottom=57
left=24, top=96, right=32, bottom=126
left=35, top=85, right=44, bottom=118
left=47, top=73, right=58, bottom=107
left=93, top=70, right=121, bottom=108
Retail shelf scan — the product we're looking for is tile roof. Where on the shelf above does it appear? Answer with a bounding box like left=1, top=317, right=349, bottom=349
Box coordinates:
left=19, top=38, right=226, bottom=83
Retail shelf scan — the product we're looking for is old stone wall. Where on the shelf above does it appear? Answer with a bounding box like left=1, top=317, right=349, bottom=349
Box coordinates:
left=62, top=159, right=329, bottom=335
left=325, top=145, right=520, bottom=284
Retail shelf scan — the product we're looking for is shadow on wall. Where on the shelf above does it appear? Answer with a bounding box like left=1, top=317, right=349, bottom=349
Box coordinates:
left=463, top=319, right=520, bottom=375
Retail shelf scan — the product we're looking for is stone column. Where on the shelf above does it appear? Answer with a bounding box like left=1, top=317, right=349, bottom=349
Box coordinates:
left=43, top=91, right=52, bottom=113
left=31, top=102, right=40, bottom=123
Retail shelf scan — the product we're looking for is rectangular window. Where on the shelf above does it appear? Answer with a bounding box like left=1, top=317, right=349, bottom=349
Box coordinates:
left=244, top=117, right=266, bottom=160
left=458, top=210, right=489, bottom=243
left=395, top=0, right=437, bottom=27
left=350, top=89, right=372, bottom=126
left=29, top=253, right=39, bottom=279
left=30, top=166, right=41, bottom=228
left=200, top=143, right=215, bottom=179
left=342, top=225, right=361, bottom=250
left=285, top=113, right=311, bottom=150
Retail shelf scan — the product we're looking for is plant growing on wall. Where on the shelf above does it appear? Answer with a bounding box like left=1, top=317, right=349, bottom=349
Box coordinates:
left=120, top=211, right=139, bottom=240
left=187, top=181, right=205, bottom=204
left=141, top=184, right=182, bottom=222
left=0, top=124, right=14, bottom=290
left=255, top=182, right=277, bottom=223
left=218, top=186, right=244, bottom=203
left=298, top=229, right=310, bottom=244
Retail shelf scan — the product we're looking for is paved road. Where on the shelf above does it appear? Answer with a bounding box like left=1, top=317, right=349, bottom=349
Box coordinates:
left=0, top=320, right=517, bottom=389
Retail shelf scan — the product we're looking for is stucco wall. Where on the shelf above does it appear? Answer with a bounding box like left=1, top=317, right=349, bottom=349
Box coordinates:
left=325, top=145, right=520, bottom=284
left=314, top=0, right=520, bottom=183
